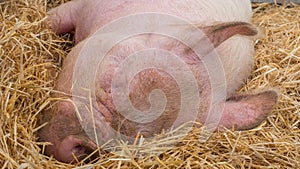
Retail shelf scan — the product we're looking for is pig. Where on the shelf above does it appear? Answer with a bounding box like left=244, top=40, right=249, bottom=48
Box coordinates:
left=39, top=0, right=278, bottom=163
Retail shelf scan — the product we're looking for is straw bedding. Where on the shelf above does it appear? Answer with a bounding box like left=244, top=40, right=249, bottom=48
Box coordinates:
left=0, top=0, right=299, bottom=168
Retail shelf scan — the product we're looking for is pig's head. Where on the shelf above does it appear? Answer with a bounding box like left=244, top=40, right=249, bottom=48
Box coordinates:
left=39, top=100, right=100, bottom=163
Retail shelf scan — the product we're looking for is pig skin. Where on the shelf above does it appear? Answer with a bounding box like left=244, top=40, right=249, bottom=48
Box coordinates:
left=39, top=0, right=278, bottom=163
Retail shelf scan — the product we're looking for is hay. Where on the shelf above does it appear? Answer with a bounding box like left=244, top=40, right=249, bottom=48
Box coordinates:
left=0, top=0, right=299, bottom=168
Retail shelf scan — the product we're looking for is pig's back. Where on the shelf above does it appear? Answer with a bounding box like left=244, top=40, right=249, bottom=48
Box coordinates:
left=161, top=0, right=252, bottom=23
left=79, top=0, right=254, bottom=95
left=83, top=0, right=252, bottom=32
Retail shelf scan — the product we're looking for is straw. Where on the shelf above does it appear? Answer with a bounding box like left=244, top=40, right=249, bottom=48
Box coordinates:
left=0, top=1, right=299, bottom=168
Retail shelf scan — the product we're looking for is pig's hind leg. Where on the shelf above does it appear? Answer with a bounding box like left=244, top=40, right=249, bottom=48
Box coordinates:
left=47, top=1, right=81, bottom=34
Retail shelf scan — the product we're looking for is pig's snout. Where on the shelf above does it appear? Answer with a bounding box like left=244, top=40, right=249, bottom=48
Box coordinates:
left=39, top=101, right=98, bottom=163
left=55, top=135, right=97, bottom=163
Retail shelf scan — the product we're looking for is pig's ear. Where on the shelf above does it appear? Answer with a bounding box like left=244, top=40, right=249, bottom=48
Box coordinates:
left=47, top=1, right=81, bottom=34
left=217, top=90, right=278, bottom=130
left=56, top=135, right=98, bottom=163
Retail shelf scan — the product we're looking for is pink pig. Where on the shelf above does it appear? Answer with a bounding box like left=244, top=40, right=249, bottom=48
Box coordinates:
left=39, top=0, right=278, bottom=163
